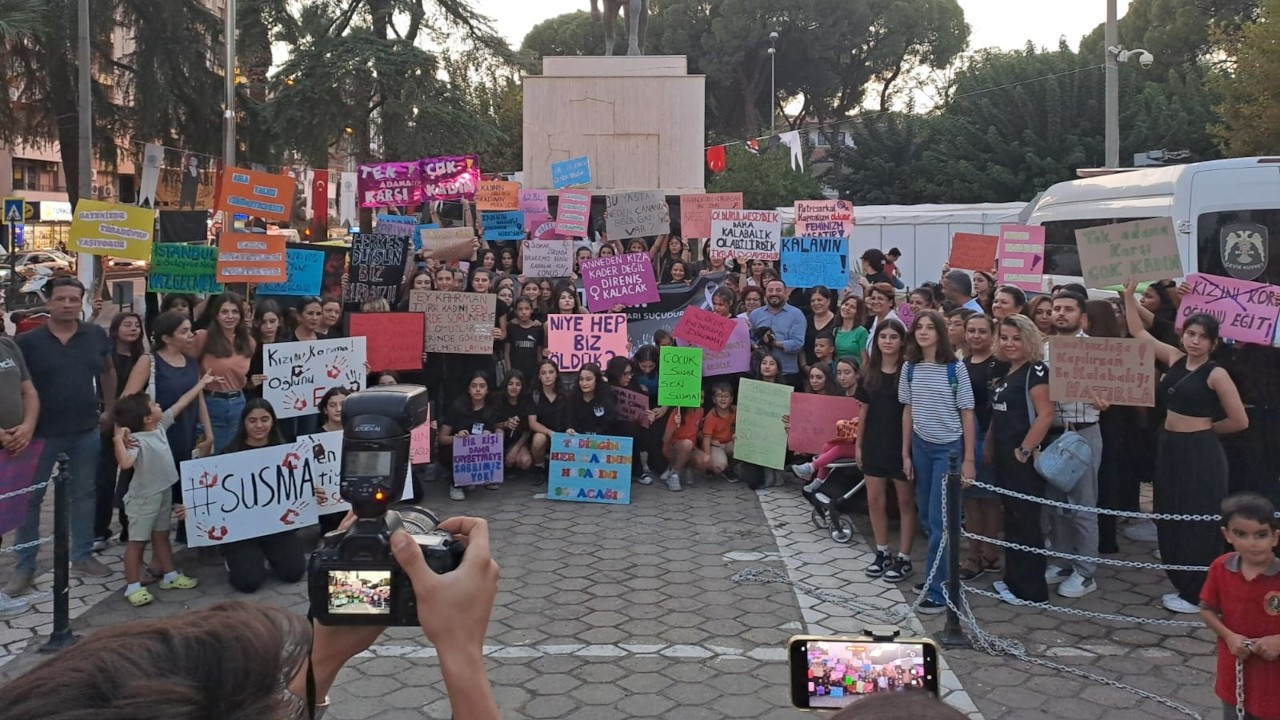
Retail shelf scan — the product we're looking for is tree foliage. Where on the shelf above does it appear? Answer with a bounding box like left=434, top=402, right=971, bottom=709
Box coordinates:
left=706, top=145, right=823, bottom=210
left=518, top=11, right=607, bottom=73
left=1210, top=0, right=1280, bottom=155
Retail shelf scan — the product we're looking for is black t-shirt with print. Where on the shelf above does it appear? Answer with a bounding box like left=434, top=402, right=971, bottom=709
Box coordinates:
left=990, top=362, right=1048, bottom=447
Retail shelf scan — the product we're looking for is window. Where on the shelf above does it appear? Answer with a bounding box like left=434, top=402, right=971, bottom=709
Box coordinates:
left=813, top=131, right=846, bottom=148
left=1197, top=209, right=1280, bottom=286
left=1040, top=217, right=1156, bottom=278
left=12, top=159, right=37, bottom=191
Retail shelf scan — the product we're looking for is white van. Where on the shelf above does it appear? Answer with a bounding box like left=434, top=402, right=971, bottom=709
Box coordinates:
left=1023, top=157, right=1280, bottom=289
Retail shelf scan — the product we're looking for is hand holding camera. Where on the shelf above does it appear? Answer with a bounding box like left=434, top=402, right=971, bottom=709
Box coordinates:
left=390, top=517, right=499, bottom=652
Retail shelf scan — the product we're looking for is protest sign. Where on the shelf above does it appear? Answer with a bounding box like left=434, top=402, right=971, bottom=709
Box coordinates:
left=376, top=214, right=417, bottom=237
left=452, top=433, right=504, bottom=487
left=551, top=156, right=591, bottom=189
left=1075, top=218, right=1182, bottom=288
left=658, top=345, right=703, bottom=407
left=410, top=409, right=432, bottom=465
left=579, top=252, right=660, bottom=311
left=180, top=435, right=330, bottom=546
left=297, top=431, right=348, bottom=515
left=1177, top=273, right=1280, bottom=345
left=555, top=190, right=592, bottom=237
left=672, top=305, right=736, bottom=353
left=612, top=386, right=652, bottom=428
left=0, top=442, right=45, bottom=536
left=548, top=432, right=632, bottom=504
left=418, top=227, right=475, bottom=261
left=419, top=155, right=480, bottom=200
left=357, top=161, right=421, bottom=207
left=780, top=236, right=849, bottom=289
left=528, top=215, right=564, bottom=241
left=523, top=238, right=574, bottom=278
left=680, top=192, right=743, bottom=238
left=68, top=200, right=155, bottom=260
left=519, top=190, right=549, bottom=222
left=702, top=317, right=751, bottom=376
left=710, top=209, right=781, bottom=260
left=623, top=273, right=721, bottom=348
left=794, top=199, right=855, bottom=239
left=264, top=337, right=368, bottom=419
left=215, top=232, right=287, bottom=284
left=420, top=291, right=497, bottom=355
left=605, top=191, right=670, bottom=240
left=896, top=303, right=915, bottom=333
left=257, top=246, right=324, bottom=296
left=947, top=233, right=999, bottom=273
left=475, top=180, right=520, bottom=211
left=997, top=225, right=1046, bottom=292
left=481, top=210, right=525, bottom=241
left=1048, top=336, right=1156, bottom=407
left=215, top=167, right=295, bottom=222
left=787, top=395, right=862, bottom=455
left=546, top=313, right=628, bottom=372
left=348, top=312, right=425, bottom=371
left=345, top=233, right=409, bottom=307
left=735, top=379, right=793, bottom=469
left=148, top=243, right=224, bottom=294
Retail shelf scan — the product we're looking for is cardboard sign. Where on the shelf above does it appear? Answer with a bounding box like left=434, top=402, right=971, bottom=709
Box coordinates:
left=297, top=431, right=349, bottom=515
left=348, top=312, right=425, bottom=371
left=548, top=432, right=632, bottom=504
left=419, top=155, right=480, bottom=200
left=997, top=225, right=1046, bottom=292
left=896, top=303, right=915, bottom=333
left=680, top=192, right=743, bottom=239
left=346, top=233, right=409, bottom=307
left=735, top=379, right=793, bottom=469
left=579, top=252, right=660, bottom=311
left=605, top=191, right=670, bottom=240
left=264, top=337, right=368, bottom=419
left=216, top=167, right=295, bottom=222
left=551, top=156, right=592, bottom=189
left=410, top=409, right=432, bottom=465
left=519, top=190, right=549, bottom=223
left=794, top=199, right=854, bottom=239
left=672, top=305, right=736, bottom=353
left=148, top=243, right=224, bottom=294
left=420, top=291, right=496, bottom=355
left=376, top=214, right=417, bottom=238
left=68, top=200, right=155, bottom=260
left=1075, top=218, right=1183, bottom=288
left=658, top=345, right=702, bottom=407
left=523, top=239, right=574, bottom=278
left=481, top=211, right=525, bottom=241
left=787, top=394, right=862, bottom=455
left=545, top=313, right=628, bottom=372
left=1048, top=336, right=1156, bottom=407
left=555, top=190, right=592, bottom=237
left=702, top=318, right=751, bottom=376
left=257, top=246, right=325, bottom=296
left=357, top=161, right=421, bottom=207
left=1177, top=273, right=1280, bottom=345
left=0, top=442, right=46, bottom=536
left=452, top=433, right=504, bottom=487
left=216, top=232, right=287, bottom=283
left=612, top=386, right=652, bottom=428
left=529, top=215, right=565, bottom=242
left=780, top=236, right=849, bottom=289
left=475, top=180, right=520, bottom=211
left=710, top=209, right=781, bottom=260
left=418, top=226, right=474, bottom=261
left=947, top=232, right=999, bottom=273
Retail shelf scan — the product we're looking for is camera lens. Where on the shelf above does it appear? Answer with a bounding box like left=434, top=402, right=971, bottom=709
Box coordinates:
left=395, top=504, right=442, bottom=534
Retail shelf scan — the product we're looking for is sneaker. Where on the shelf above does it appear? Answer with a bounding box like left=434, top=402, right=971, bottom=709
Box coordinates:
left=449, top=487, right=465, bottom=501
left=958, top=560, right=985, bottom=582
left=803, top=479, right=824, bottom=493
left=485, top=483, right=500, bottom=491
left=883, top=556, right=914, bottom=582
left=722, top=466, right=739, bottom=483
left=660, top=467, right=674, bottom=482
left=917, top=599, right=946, bottom=615
left=0, top=592, right=30, bottom=618
left=92, top=537, right=108, bottom=553
left=1044, top=566, right=1071, bottom=585
left=1162, top=592, right=1200, bottom=614
left=665, top=473, right=682, bottom=492
left=72, top=558, right=112, bottom=578
left=1123, top=519, right=1159, bottom=543
left=1057, top=572, right=1096, bottom=598
left=864, top=550, right=890, bottom=578
left=791, top=463, right=815, bottom=481
left=636, top=472, right=654, bottom=486
left=158, top=572, right=199, bottom=590
left=913, top=582, right=926, bottom=593
left=3, top=571, right=34, bottom=597
left=991, top=581, right=1022, bottom=606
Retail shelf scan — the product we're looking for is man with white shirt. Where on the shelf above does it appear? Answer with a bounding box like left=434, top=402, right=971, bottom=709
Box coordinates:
left=942, top=270, right=985, bottom=314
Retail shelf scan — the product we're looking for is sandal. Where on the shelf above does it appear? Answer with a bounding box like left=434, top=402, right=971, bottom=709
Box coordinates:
left=158, top=572, right=199, bottom=590
left=982, top=557, right=1003, bottom=574
left=126, top=587, right=154, bottom=607
left=958, top=559, right=986, bottom=581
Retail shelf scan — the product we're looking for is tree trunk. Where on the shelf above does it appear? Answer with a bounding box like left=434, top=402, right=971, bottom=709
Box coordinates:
left=48, top=54, right=83, bottom=206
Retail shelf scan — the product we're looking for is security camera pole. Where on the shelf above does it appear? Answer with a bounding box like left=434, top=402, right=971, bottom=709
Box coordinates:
left=1104, top=0, right=1119, bottom=169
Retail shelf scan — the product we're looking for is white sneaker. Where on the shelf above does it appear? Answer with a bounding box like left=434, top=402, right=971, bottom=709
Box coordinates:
left=1162, top=592, right=1199, bottom=614
left=0, top=591, right=29, bottom=618
left=665, top=472, right=682, bottom=492
left=660, top=467, right=674, bottom=482
left=1123, top=519, right=1159, bottom=543
left=991, top=581, right=1022, bottom=606
left=791, top=463, right=815, bottom=481
left=1057, top=572, right=1096, bottom=598
left=1153, top=548, right=1162, bottom=561
left=449, top=487, right=465, bottom=501
left=1045, top=566, right=1071, bottom=585
left=803, top=479, right=824, bottom=493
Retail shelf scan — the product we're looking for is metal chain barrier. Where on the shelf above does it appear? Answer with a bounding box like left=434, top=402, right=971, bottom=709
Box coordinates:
left=960, top=529, right=1212, bottom=572
left=961, top=583, right=1204, bottom=627
left=966, top=478, right=1280, bottom=522
left=0, top=536, right=55, bottom=555
left=0, top=477, right=53, bottom=504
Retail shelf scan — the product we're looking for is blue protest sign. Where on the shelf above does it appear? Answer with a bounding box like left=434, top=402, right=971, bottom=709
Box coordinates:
left=550, top=156, right=591, bottom=189
left=780, top=236, right=850, bottom=289
left=547, top=432, right=632, bottom=505
left=257, top=247, right=324, bottom=295
left=481, top=211, right=525, bottom=241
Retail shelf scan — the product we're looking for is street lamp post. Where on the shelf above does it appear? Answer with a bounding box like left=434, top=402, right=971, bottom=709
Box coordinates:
left=224, top=0, right=236, bottom=171
left=1104, top=0, right=1119, bottom=168
left=768, top=31, right=778, bottom=136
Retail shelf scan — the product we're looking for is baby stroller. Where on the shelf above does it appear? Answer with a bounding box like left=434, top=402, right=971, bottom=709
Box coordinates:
left=801, top=459, right=865, bottom=544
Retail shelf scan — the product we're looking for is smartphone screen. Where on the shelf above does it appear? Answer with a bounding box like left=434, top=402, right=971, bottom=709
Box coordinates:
left=789, top=636, right=939, bottom=709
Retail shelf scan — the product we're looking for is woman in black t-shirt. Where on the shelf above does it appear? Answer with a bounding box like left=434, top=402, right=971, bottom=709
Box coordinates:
left=529, top=360, right=567, bottom=471
left=496, top=371, right=534, bottom=476
left=961, top=314, right=1008, bottom=580
left=986, top=315, right=1054, bottom=604
left=565, top=363, right=615, bottom=435
left=439, top=370, right=498, bottom=501
left=504, top=298, right=544, bottom=382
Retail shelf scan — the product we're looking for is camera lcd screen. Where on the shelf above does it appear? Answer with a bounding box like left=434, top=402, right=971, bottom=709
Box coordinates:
left=326, top=570, right=392, bottom=615
left=801, top=640, right=932, bottom=708
left=346, top=450, right=392, bottom=477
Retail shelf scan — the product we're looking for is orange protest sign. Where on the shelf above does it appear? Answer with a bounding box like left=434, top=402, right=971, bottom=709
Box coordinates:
left=215, top=167, right=296, bottom=223
left=947, top=233, right=999, bottom=273
left=216, top=232, right=287, bottom=283
left=474, top=180, right=520, bottom=211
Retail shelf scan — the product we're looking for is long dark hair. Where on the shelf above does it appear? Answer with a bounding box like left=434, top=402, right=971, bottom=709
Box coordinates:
left=196, top=292, right=254, bottom=358
left=863, top=318, right=907, bottom=392
left=1085, top=300, right=1123, bottom=339
left=904, top=310, right=954, bottom=364
left=502, top=369, right=528, bottom=405
left=573, top=362, right=607, bottom=401
left=108, top=312, right=145, bottom=360
left=223, top=398, right=285, bottom=453
left=151, top=310, right=191, bottom=352
left=605, top=356, right=637, bottom=389
left=252, top=300, right=283, bottom=345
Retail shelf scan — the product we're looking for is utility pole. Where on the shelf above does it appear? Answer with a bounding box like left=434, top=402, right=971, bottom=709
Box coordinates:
left=1104, top=0, right=1119, bottom=168
left=76, top=0, right=95, bottom=302
left=224, top=0, right=237, bottom=171
left=768, top=32, right=778, bottom=136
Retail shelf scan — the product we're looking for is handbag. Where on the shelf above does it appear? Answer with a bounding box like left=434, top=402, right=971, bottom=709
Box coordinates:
left=1020, top=366, right=1091, bottom=494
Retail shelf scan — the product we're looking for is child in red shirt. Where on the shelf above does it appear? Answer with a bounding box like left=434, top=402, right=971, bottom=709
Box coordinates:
left=696, top=382, right=737, bottom=482
left=661, top=403, right=704, bottom=493
left=1200, top=492, right=1280, bottom=720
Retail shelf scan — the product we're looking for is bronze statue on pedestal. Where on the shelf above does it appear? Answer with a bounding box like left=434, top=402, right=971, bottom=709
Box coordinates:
left=591, top=0, right=647, bottom=56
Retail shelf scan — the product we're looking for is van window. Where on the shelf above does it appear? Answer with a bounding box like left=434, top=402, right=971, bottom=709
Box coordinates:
left=1197, top=210, right=1280, bottom=285
left=1041, top=217, right=1155, bottom=277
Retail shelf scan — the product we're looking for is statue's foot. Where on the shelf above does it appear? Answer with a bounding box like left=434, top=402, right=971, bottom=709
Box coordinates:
left=627, top=44, right=640, bottom=56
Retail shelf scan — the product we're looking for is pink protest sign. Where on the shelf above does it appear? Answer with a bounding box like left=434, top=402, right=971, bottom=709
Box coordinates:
left=418, top=155, right=480, bottom=200
left=1177, top=273, right=1280, bottom=345
left=895, top=303, right=915, bottom=332
left=702, top=318, right=751, bottom=376
left=410, top=409, right=432, bottom=464
left=612, top=386, right=652, bottom=428
left=794, top=199, right=855, bottom=238
left=787, top=394, right=862, bottom=455
left=357, top=161, right=421, bottom=207
left=520, top=190, right=549, bottom=228
left=556, top=190, right=591, bottom=237
left=527, top=214, right=566, bottom=241
left=579, top=252, right=660, bottom=312
left=546, top=314, right=629, bottom=372
left=998, top=225, right=1046, bottom=292
left=680, top=192, right=743, bottom=238
left=0, top=441, right=45, bottom=535
left=672, top=306, right=736, bottom=353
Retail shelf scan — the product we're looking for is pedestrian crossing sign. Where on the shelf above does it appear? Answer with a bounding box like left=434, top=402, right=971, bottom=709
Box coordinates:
left=3, top=198, right=24, bottom=225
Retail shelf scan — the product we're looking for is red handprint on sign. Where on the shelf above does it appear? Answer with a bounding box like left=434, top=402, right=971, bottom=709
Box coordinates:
left=326, top=356, right=349, bottom=379
left=202, top=525, right=228, bottom=541
left=280, top=508, right=300, bottom=526
left=197, top=471, right=220, bottom=489
left=281, top=452, right=301, bottom=471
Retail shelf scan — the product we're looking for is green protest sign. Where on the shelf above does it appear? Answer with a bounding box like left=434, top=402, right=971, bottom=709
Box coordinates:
left=658, top=346, right=702, bottom=407
left=147, top=243, right=224, bottom=294
left=1075, top=217, right=1182, bottom=288
left=734, top=378, right=793, bottom=470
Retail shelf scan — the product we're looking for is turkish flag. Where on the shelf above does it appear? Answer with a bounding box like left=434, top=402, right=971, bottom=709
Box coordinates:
left=311, top=169, right=329, bottom=239
left=706, top=145, right=727, bottom=173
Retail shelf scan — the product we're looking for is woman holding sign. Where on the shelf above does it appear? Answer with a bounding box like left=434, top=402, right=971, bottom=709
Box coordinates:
left=1123, top=278, right=1249, bottom=614
left=193, top=293, right=257, bottom=454
left=529, top=360, right=568, bottom=472
left=440, top=371, right=499, bottom=502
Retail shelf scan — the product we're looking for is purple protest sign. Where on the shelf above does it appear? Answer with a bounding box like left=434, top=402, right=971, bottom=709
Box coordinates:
left=556, top=190, right=591, bottom=237
left=419, top=155, right=481, bottom=200
left=358, top=161, right=422, bottom=208
left=702, top=318, right=751, bottom=376
left=0, top=441, right=45, bottom=536
left=580, top=252, right=660, bottom=312
left=520, top=190, right=549, bottom=228
left=612, top=386, right=653, bottom=428
left=452, top=433, right=504, bottom=487
left=998, top=225, right=1046, bottom=292
left=1177, top=273, right=1280, bottom=345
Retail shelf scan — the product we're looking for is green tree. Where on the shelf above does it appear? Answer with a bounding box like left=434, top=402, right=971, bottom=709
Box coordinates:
left=1210, top=0, right=1280, bottom=154
left=0, top=0, right=44, bottom=40
left=518, top=11, right=608, bottom=73
left=706, top=144, right=823, bottom=209
left=826, top=111, right=935, bottom=205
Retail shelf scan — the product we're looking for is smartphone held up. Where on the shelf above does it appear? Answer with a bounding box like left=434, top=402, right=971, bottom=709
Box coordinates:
left=788, top=635, right=939, bottom=710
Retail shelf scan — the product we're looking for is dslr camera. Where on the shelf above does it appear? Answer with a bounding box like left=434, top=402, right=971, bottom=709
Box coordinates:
left=308, top=385, right=464, bottom=626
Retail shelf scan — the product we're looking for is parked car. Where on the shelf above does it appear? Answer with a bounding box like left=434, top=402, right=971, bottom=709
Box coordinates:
left=0, top=250, right=75, bottom=277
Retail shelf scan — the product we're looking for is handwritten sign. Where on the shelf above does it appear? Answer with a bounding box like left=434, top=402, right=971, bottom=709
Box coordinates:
left=216, top=167, right=295, bottom=222
left=452, top=433, right=504, bottom=487
left=215, top=232, right=287, bottom=284
left=702, top=318, right=751, bottom=376
left=419, top=155, right=480, bottom=200
left=358, top=161, right=421, bottom=207
left=298, top=431, right=349, bottom=515
left=947, top=233, right=999, bottom=273
left=781, top=236, right=849, bottom=289
left=735, top=379, right=793, bottom=469
left=257, top=246, right=324, bottom=296
left=551, top=156, right=591, bottom=189
left=555, top=190, right=592, bottom=237
left=1048, top=336, right=1156, bottom=407
left=606, top=191, right=670, bottom=240
left=672, top=306, right=736, bottom=353
left=475, top=180, right=520, bottom=211
left=612, top=386, right=652, bottom=428
left=579, top=252, right=660, bottom=311
left=548, top=432, right=632, bottom=505
left=659, top=346, right=703, bottom=407
left=524, top=239, right=574, bottom=278
left=997, top=225, right=1046, bottom=292
left=420, top=291, right=496, bottom=355
left=710, top=209, right=781, bottom=260
left=346, top=233, right=409, bottom=307
left=0, top=442, right=46, bottom=535
left=68, top=200, right=155, bottom=260
left=520, top=190, right=549, bottom=224
left=264, top=337, right=368, bottom=419
left=787, top=395, right=862, bottom=455
left=529, top=215, right=565, bottom=242
left=410, top=409, right=432, bottom=465
left=348, top=312, right=425, bottom=371
left=680, top=192, right=743, bottom=239
left=546, top=314, right=628, bottom=372
left=794, top=199, right=854, bottom=239
left=148, top=243, right=224, bottom=294
left=376, top=214, right=417, bottom=239
left=1177, top=273, right=1280, bottom=345
left=418, top=226, right=474, bottom=262
left=481, top=210, right=525, bottom=241
left=1075, top=218, right=1182, bottom=288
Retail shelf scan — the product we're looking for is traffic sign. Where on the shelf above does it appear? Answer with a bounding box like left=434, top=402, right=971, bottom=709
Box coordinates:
left=3, top=197, right=24, bottom=225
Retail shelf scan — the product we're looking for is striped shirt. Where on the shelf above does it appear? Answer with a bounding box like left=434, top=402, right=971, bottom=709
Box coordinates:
left=898, top=361, right=975, bottom=444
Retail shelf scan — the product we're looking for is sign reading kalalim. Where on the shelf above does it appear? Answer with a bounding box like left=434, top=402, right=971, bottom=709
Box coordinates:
left=148, top=243, right=224, bottom=294
left=1048, top=336, right=1156, bottom=407
left=793, top=199, right=854, bottom=238
left=710, top=209, right=781, bottom=260
left=997, top=225, right=1046, bottom=292
left=605, top=191, right=670, bottom=240
left=680, top=193, right=743, bottom=238
left=780, top=236, right=849, bottom=289
left=1075, top=217, right=1183, bottom=288
left=546, top=314, right=628, bottom=372
left=357, top=161, right=421, bottom=207
left=579, top=252, right=660, bottom=311
left=68, top=200, right=155, bottom=260
left=216, top=167, right=295, bottom=223
left=1176, top=273, right=1279, bottom=345
left=419, top=155, right=480, bottom=200
left=264, top=337, right=368, bottom=419
left=548, top=432, right=632, bottom=505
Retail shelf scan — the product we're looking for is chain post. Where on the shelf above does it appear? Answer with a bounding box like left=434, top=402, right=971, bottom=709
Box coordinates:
left=937, top=452, right=970, bottom=649
left=39, top=454, right=77, bottom=653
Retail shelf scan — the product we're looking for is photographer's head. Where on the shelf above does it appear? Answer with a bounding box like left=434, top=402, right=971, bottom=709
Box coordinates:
left=831, top=691, right=967, bottom=720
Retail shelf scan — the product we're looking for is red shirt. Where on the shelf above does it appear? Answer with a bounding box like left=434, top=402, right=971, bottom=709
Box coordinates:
left=1200, top=552, right=1280, bottom=719
left=666, top=407, right=704, bottom=444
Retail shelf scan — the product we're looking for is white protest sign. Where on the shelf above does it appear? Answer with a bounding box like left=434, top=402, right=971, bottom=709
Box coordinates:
left=523, top=239, right=574, bottom=278
left=301, top=431, right=349, bottom=515
left=710, top=209, right=781, bottom=260
left=264, top=337, right=368, bottom=419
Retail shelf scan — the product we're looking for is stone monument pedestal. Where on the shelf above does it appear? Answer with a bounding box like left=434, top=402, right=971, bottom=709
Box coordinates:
left=522, top=56, right=705, bottom=195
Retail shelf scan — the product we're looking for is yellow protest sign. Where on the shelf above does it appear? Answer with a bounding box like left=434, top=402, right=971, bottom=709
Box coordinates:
left=68, top=200, right=156, bottom=260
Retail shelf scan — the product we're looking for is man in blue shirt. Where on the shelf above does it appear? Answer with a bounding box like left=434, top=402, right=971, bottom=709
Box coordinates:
left=942, top=270, right=984, bottom=313
left=749, top=279, right=806, bottom=386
